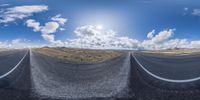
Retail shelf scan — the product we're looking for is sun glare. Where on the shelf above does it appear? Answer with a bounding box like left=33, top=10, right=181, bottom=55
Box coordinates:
left=96, top=25, right=103, bottom=30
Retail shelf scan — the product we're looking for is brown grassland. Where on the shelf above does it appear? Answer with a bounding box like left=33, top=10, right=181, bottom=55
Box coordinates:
left=33, top=47, right=127, bottom=63
left=143, top=48, right=200, bottom=55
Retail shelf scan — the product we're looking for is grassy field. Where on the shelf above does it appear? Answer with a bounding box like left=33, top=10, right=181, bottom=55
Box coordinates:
left=142, top=48, right=200, bottom=55
left=33, top=47, right=127, bottom=63
left=0, top=48, right=9, bottom=52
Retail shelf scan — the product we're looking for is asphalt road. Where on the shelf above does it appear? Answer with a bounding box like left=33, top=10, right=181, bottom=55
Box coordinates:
left=30, top=50, right=131, bottom=99
left=0, top=50, right=27, bottom=76
left=134, top=52, right=200, bottom=80
left=0, top=49, right=33, bottom=100
left=1, top=49, right=200, bottom=100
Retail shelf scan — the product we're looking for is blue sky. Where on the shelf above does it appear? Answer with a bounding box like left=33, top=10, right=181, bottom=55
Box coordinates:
left=0, top=0, right=200, bottom=49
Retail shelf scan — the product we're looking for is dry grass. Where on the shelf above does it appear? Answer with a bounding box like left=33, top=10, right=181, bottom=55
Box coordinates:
left=143, top=48, right=200, bottom=55
left=0, top=48, right=9, bottom=52
left=33, top=47, right=127, bottom=63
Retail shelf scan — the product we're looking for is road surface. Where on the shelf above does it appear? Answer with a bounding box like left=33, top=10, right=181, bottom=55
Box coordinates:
left=30, top=50, right=131, bottom=99
left=0, top=50, right=27, bottom=76
left=1, top=49, right=200, bottom=100
left=0, top=49, right=32, bottom=100
left=134, top=52, right=200, bottom=81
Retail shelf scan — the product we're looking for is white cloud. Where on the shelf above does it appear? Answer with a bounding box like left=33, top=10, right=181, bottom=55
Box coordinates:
left=192, top=9, right=200, bottom=16
left=0, top=41, right=8, bottom=48
left=51, top=14, right=67, bottom=25
left=142, top=29, right=176, bottom=50
left=147, top=29, right=155, bottom=39
left=41, top=22, right=59, bottom=34
left=26, top=15, right=67, bottom=46
left=26, top=19, right=60, bottom=35
left=0, top=4, right=10, bottom=7
left=0, top=5, right=48, bottom=23
left=3, top=24, right=200, bottom=50
left=0, top=38, right=43, bottom=49
left=41, top=34, right=55, bottom=43
left=190, top=41, right=200, bottom=48
left=151, top=29, right=175, bottom=43
left=10, top=39, right=30, bottom=48
left=26, top=22, right=200, bottom=50
left=67, top=25, right=140, bottom=49
left=26, top=19, right=41, bottom=31
left=59, top=28, right=65, bottom=31
left=184, top=7, right=189, bottom=11
left=74, top=25, right=116, bottom=37
left=26, top=19, right=62, bottom=46
left=114, top=37, right=141, bottom=49
left=141, top=29, right=200, bottom=50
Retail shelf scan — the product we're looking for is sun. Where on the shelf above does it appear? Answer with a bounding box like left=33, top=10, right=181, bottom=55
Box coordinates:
left=96, top=25, right=103, bottom=30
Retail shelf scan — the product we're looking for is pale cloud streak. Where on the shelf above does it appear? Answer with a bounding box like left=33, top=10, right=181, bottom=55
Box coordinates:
left=192, top=9, right=200, bottom=16
left=0, top=5, right=48, bottom=23
left=147, top=29, right=155, bottom=39
left=0, top=39, right=42, bottom=49
left=0, top=4, right=10, bottom=7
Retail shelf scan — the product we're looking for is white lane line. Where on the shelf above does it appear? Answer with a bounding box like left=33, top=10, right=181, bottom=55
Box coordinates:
left=133, top=53, right=200, bottom=83
left=0, top=50, right=29, bottom=79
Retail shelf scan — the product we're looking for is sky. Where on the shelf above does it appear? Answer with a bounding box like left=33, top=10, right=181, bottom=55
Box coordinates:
left=0, top=0, right=200, bottom=50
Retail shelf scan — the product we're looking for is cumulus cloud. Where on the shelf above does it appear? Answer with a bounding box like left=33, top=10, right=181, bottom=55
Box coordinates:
left=74, top=25, right=116, bottom=37
left=141, top=29, right=200, bottom=50
left=190, top=41, right=200, bottom=48
left=0, top=5, right=48, bottom=23
left=141, top=29, right=188, bottom=50
left=151, top=29, right=175, bottom=43
left=41, top=22, right=60, bottom=34
left=65, top=25, right=141, bottom=49
left=26, top=19, right=63, bottom=46
left=26, top=19, right=60, bottom=34
left=26, top=19, right=41, bottom=31
left=26, top=15, right=67, bottom=46
left=51, top=14, right=67, bottom=25
left=142, top=29, right=175, bottom=50
left=3, top=24, right=200, bottom=50
left=26, top=22, right=200, bottom=50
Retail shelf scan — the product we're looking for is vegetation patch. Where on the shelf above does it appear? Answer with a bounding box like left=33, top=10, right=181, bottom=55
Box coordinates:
left=142, top=48, right=200, bottom=56
left=33, top=47, right=127, bottom=63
